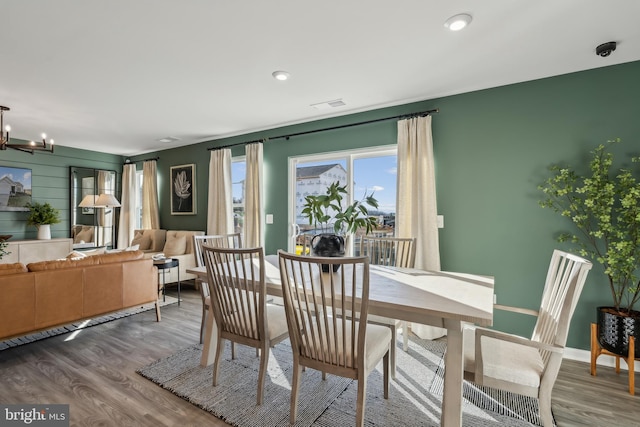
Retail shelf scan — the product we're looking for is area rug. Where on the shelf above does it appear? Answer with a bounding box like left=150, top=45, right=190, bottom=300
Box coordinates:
left=137, top=335, right=540, bottom=426
left=0, top=296, right=178, bottom=350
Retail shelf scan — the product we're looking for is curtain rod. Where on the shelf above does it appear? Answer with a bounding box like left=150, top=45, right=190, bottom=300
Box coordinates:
left=207, top=108, right=439, bottom=151
left=124, top=156, right=159, bottom=164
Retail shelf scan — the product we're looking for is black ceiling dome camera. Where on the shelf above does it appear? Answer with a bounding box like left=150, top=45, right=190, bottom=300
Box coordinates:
left=596, top=41, right=617, bottom=57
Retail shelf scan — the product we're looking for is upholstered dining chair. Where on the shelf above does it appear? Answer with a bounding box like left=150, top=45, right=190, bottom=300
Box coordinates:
left=463, top=249, right=592, bottom=427
left=359, top=235, right=416, bottom=378
left=193, top=233, right=242, bottom=344
left=202, top=245, right=289, bottom=405
left=278, top=250, right=391, bottom=427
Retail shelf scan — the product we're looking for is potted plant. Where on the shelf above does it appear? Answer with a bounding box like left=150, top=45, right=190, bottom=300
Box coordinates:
left=301, top=181, right=379, bottom=270
left=0, top=237, right=10, bottom=260
left=26, top=202, right=61, bottom=240
left=539, top=138, right=640, bottom=356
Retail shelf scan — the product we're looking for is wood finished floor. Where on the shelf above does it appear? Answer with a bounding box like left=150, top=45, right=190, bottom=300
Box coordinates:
left=1, top=287, right=638, bottom=427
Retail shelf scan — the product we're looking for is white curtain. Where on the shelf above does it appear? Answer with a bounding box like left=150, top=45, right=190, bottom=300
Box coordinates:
left=207, top=148, right=233, bottom=235
left=117, top=163, right=137, bottom=248
left=397, top=115, right=445, bottom=339
left=244, top=143, right=264, bottom=248
left=142, top=160, right=160, bottom=229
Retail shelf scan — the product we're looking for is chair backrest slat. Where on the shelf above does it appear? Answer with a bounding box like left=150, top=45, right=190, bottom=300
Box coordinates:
left=203, top=246, right=265, bottom=342
left=278, top=251, right=369, bottom=371
left=532, top=249, right=592, bottom=363
left=359, top=236, right=416, bottom=268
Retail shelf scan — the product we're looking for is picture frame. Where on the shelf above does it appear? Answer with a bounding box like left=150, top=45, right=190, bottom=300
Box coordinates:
left=170, top=163, right=196, bottom=215
left=0, top=166, right=32, bottom=211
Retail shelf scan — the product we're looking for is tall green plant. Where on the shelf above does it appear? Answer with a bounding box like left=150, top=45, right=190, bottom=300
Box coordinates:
left=539, top=139, right=640, bottom=313
left=301, top=181, right=379, bottom=234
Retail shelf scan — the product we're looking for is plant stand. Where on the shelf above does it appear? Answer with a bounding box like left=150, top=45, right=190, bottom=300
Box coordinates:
left=591, top=322, right=636, bottom=395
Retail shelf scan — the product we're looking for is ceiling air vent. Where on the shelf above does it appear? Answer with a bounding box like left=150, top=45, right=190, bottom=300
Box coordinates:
left=311, top=99, right=346, bottom=110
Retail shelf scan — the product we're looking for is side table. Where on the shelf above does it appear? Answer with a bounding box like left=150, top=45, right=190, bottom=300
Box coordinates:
left=154, top=258, right=181, bottom=306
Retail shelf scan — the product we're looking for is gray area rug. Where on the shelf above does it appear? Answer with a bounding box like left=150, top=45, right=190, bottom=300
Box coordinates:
left=0, top=296, right=178, bottom=350
left=137, top=335, right=540, bottom=426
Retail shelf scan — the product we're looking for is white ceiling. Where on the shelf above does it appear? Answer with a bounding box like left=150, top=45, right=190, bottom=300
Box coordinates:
left=2, top=0, right=639, bottom=156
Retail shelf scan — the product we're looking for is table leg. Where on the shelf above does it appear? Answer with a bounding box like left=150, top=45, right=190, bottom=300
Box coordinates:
left=441, top=319, right=464, bottom=427
left=200, top=306, right=218, bottom=366
left=177, top=265, right=181, bottom=306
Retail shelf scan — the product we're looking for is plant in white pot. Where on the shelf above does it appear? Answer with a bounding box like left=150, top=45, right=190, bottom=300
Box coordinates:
left=26, top=202, right=61, bottom=240
left=301, top=181, right=379, bottom=270
left=539, top=139, right=640, bottom=356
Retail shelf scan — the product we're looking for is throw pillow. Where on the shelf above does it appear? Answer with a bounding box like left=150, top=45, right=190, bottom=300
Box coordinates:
left=163, top=235, right=186, bottom=256
left=83, top=247, right=107, bottom=256
left=131, top=233, right=151, bottom=250
left=75, top=227, right=94, bottom=244
left=66, top=250, right=88, bottom=260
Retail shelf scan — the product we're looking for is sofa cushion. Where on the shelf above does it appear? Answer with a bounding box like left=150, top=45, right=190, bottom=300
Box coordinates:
left=27, top=251, right=143, bottom=271
left=164, top=235, right=187, bottom=256
left=134, top=229, right=167, bottom=252
left=28, top=256, right=99, bottom=272
left=0, top=262, right=28, bottom=276
left=131, top=232, right=152, bottom=250
left=95, top=250, right=144, bottom=264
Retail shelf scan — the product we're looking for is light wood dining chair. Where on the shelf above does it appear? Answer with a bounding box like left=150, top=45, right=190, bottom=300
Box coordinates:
left=193, top=233, right=242, bottom=344
left=359, top=236, right=416, bottom=377
left=278, top=250, right=391, bottom=427
left=203, top=245, right=289, bottom=405
left=463, top=249, right=592, bottom=427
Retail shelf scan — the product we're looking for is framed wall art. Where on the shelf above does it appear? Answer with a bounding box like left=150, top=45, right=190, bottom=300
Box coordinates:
left=170, top=163, right=196, bottom=215
left=0, top=166, right=32, bottom=211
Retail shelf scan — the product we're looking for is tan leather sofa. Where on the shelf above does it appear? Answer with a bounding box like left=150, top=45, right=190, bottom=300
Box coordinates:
left=132, top=229, right=204, bottom=283
left=0, top=250, right=159, bottom=341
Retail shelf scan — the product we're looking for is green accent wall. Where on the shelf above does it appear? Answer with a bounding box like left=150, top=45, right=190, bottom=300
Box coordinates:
left=0, top=145, right=123, bottom=241
left=133, top=60, right=640, bottom=351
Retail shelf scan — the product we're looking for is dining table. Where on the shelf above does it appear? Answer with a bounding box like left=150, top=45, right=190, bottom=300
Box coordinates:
left=187, top=253, right=494, bottom=427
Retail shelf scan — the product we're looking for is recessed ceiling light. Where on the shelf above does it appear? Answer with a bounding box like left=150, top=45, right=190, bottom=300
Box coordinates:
left=157, top=136, right=180, bottom=143
left=272, top=70, right=291, bottom=81
left=444, top=13, right=472, bottom=31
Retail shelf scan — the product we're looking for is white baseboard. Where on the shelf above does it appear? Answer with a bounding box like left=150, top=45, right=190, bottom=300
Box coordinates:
left=564, top=346, right=640, bottom=373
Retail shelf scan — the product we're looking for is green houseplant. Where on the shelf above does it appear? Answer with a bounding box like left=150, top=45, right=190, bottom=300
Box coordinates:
left=301, top=181, right=379, bottom=235
left=539, top=139, right=640, bottom=355
left=301, top=181, right=379, bottom=268
left=0, top=238, right=9, bottom=260
left=26, top=202, right=61, bottom=240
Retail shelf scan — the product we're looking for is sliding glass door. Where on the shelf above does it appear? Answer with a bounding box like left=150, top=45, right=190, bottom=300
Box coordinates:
left=288, top=146, right=397, bottom=254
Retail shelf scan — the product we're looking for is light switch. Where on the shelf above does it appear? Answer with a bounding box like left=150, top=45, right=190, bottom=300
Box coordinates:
left=265, top=214, right=273, bottom=224
left=437, top=215, right=444, bottom=228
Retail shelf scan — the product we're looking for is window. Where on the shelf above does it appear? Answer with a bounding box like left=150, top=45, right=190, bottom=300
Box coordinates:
left=288, top=145, right=397, bottom=253
left=232, top=157, right=246, bottom=235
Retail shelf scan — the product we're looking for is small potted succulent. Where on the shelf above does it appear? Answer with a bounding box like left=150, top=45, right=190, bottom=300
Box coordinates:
left=26, top=202, right=61, bottom=240
left=539, top=138, right=640, bottom=356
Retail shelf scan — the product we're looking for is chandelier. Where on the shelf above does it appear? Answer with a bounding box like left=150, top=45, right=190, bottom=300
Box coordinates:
left=0, top=105, right=55, bottom=154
